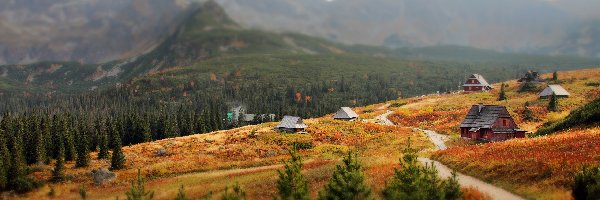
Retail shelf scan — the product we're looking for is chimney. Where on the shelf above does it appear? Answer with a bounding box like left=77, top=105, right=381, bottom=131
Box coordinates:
left=478, top=103, right=484, bottom=113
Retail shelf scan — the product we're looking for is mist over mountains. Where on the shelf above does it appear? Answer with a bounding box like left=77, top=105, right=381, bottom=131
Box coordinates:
left=1, top=0, right=600, bottom=65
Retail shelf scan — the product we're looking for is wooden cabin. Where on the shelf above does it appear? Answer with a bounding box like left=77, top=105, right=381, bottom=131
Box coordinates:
left=275, top=116, right=308, bottom=133
left=539, top=85, right=570, bottom=99
left=459, top=104, right=526, bottom=142
left=463, top=74, right=492, bottom=92
left=333, top=107, right=359, bottom=121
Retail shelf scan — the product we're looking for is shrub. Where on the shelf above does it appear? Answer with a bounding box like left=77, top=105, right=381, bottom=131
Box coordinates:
left=125, top=169, right=154, bottom=200
left=291, top=142, right=314, bottom=150
left=390, top=102, right=407, bottom=108
left=318, top=151, right=371, bottom=200
left=572, top=166, right=600, bottom=200
left=382, top=138, right=462, bottom=200
left=518, top=82, right=539, bottom=92
left=221, top=183, right=246, bottom=200
left=275, top=148, right=310, bottom=200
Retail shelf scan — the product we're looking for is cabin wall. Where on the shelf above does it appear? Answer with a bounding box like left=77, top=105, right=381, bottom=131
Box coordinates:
left=493, top=118, right=516, bottom=129
left=464, top=86, right=483, bottom=91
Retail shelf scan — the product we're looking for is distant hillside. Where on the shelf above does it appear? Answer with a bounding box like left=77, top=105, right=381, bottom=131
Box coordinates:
left=0, top=1, right=598, bottom=119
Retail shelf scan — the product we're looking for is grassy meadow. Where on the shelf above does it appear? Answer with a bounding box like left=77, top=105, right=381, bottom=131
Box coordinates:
left=16, top=118, right=431, bottom=199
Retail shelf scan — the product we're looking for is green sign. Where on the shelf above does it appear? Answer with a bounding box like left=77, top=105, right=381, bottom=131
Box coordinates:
left=227, top=112, right=233, bottom=121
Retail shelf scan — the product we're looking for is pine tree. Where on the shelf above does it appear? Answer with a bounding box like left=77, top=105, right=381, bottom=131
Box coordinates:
left=498, top=83, right=507, bottom=101
left=443, top=171, right=463, bottom=200
left=97, top=120, right=110, bottom=160
left=523, top=102, right=534, bottom=122
left=125, top=169, right=154, bottom=200
left=76, top=121, right=90, bottom=168
left=276, top=148, right=310, bottom=200
left=79, top=185, right=88, bottom=200
left=33, top=116, right=47, bottom=164
left=318, top=151, right=371, bottom=200
left=110, top=128, right=126, bottom=170
left=382, top=137, right=458, bottom=200
left=553, top=71, right=559, bottom=82
left=382, top=138, right=424, bottom=199
left=548, top=93, right=559, bottom=112
left=221, top=183, right=246, bottom=200
left=0, top=131, right=7, bottom=190
left=63, top=117, right=77, bottom=162
left=572, top=166, right=600, bottom=200
left=141, top=117, right=152, bottom=143
left=51, top=132, right=66, bottom=183
left=175, top=185, right=187, bottom=200
left=41, top=117, right=52, bottom=164
left=7, top=123, right=29, bottom=190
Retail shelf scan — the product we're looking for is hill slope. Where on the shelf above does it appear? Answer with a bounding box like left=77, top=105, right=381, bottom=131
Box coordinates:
left=379, top=69, right=600, bottom=199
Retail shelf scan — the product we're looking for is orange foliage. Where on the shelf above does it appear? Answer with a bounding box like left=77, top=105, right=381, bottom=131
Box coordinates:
left=460, top=187, right=492, bottom=200
left=433, top=127, right=600, bottom=198
left=295, top=92, right=302, bottom=102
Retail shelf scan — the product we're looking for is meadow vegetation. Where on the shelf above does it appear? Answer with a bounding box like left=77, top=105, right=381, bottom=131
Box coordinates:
left=11, top=117, right=431, bottom=199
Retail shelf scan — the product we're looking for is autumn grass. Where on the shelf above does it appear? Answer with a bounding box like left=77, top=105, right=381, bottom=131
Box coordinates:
left=388, top=68, right=600, bottom=135
left=432, top=127, right=600, bottom=199
left=14, top=116, right=431, bottom=200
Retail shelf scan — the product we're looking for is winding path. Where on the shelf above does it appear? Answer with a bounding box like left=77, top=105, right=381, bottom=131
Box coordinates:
left=374, top=108, right=525, bottom=200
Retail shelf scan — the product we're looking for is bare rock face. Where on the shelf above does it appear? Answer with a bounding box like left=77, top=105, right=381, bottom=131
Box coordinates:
left=91, top=168, right=116, bottom=185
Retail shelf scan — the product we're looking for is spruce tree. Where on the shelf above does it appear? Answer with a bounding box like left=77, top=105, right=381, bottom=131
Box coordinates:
left=79, top=185, right=88, bottom=200
left=97, top=121, right=110, bottom=160
left=548, top=93, right=559, bottom=112
left=382, top=137, right=460, bottom=200
left=41, top=117, right=52, bottom=164
left=63, top=117, right=77, bottom=162
left=523, top=102, right=534, bottom=122
left=572, top=166, right=600, bottom=200
left=276, top=148, right=310, bottom=200
left=443, top=171, right=463, bottom=200
left=382, top=138, right=424, bottom=199
left=141, top=117, right=152, bottom=143
left=553, top=71, right=558, bottom=82
left=76, top=122, right=90, bottom=168
left=125, top=169, right=154, bottom=200
left=7, top=125, right=26, bottom=186
left=51, top=132, right=66, bottom=183
left=0, top=131, right=7, bottom=190
left=7, top=124, right=39, bottom=193
left=221, top=183, right=246, bottom=200
left=498, top=83, right=507, bottom=101
left=175, top=185, right=187, bottom=200
left=110, top=128, right=126, bottom=170
left=318, top=151, right=371, bottom=200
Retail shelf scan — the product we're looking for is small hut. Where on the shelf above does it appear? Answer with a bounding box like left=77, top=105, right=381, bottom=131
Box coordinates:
left=539, top=85, right=570, bottom=98
left=275, top=116, right=308, bottom=133
left=333, top=107, right=359, bottom=121
left=459, top=104, right=526, bottom=142
left=463, top=74, right=492, bottom=92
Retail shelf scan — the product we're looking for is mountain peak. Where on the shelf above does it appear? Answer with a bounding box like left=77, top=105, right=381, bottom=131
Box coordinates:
left=181, top=0, right=239, bottom=33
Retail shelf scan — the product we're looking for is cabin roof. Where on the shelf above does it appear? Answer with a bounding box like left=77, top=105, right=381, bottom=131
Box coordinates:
left=463, top=74, right=491, bottom=87
left=539, top=85, right=570, bottom=97
left=333, top=107, right=359, bottom=119
left=276, top=116, right=307, bottom=129
left=460, top=105, right=512, bottom=128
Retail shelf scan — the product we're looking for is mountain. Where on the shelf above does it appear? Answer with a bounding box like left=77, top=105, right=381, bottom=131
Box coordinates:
left=2, top=0, right=600, bottom=65
left=219, top=0, right=600, bottom=58
left=0, top=0, right=187, bottom=64
left=0, top=1, right=598, bottom=97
